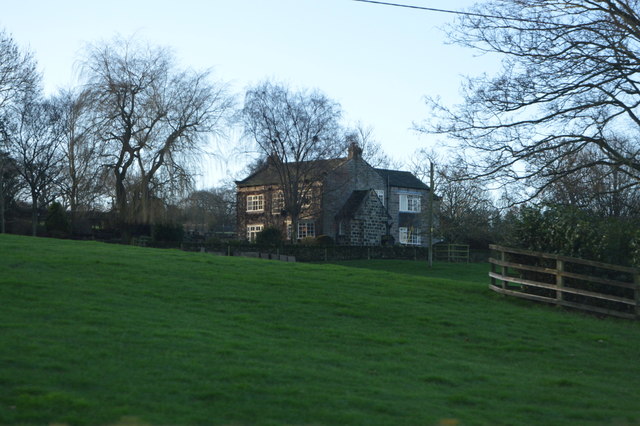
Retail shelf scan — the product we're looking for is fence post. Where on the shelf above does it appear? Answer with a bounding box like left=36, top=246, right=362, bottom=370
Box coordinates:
left=490, top=247, right=496, bottom=288
left=499, top=249, right=508, bottom=290
left=556, top=258, right=565, bottom=307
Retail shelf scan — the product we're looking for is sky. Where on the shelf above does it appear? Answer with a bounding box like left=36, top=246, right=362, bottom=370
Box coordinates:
left=1, top=0, right=497, bottom=188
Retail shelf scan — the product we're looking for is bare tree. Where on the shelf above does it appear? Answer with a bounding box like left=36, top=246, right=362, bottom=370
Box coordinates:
left=0, top=29, right=39, bottom=112
left=343, top=123, right=399, bottom=169
left=6, top=97, right=64, bottom=236
left=81, top=37, right=233, bottom=226
left=539, top=148, right=640, bottom=217
left=0, top=151, right=21, bottom=233
left=182, top=185, right=236, bottom=234
left=437, top=162, right=497, bottom=247
left=410, top=149, right=497, bottom=247
left=54, top=89, right=110, bottom=231
left=0, top=28, right=40, bottom=233
left=420, top=0, right=640, bottom=204
left=241, top=81, right=343, bottom=241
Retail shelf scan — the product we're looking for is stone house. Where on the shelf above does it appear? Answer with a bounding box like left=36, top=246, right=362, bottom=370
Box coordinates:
left=235, top=143, right=434, bottom=246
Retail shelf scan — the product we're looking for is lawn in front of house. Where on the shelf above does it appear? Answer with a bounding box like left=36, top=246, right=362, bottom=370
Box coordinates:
left=1, top=234, right=639, bottom=425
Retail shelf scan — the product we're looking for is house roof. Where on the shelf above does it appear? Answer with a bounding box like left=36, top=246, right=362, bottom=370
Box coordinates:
left=236, top=157, right=346, bottom=187
left=335, top=189, right=391, bottom=220
left=375, top=168, right=430, bottom=190
left=235, top=154, right=430, bottom=192
left=335, top=190, right=369, bottom=220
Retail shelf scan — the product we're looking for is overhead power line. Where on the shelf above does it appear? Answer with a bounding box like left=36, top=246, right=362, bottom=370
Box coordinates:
left=352, top=0, right=545, bottom=23
left=352, top=0, right=478, bottom=17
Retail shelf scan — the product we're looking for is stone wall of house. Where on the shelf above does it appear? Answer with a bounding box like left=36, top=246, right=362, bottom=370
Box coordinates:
left=347, top=219, right=364, bottom=246
left=322, top=156, right=386, bottom=239
left=236, top=185, right=288, bottom=240
left=341, top=190, right=390, bottom=246
left=357, top=190, right=390, bottom=246
left=236, top=184, right=325, bottom=241
left=386, top=186, right=430, bottom=246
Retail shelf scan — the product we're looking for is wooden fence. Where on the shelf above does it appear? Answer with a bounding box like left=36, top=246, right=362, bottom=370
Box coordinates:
left=489, top=244, right=640, bottom=320
left=434, top=244, right=469, bottom=263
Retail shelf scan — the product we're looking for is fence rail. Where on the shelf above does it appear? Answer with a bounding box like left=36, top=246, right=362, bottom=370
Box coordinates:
left=489, top=244, right=640, bottom=320
left=434, top=244, right=469, bottom=262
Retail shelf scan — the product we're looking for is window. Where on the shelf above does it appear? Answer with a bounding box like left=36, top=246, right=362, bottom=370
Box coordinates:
left=399, top=194, right=421, bottom=213
left=298, top=221, right=316, bottom=239
left=246, top=194, right=264, bottom=212
left=246, top=224, right=263, bottom=242
left=287, top=221, right=316, bottom=240
left=399, top=227, right=421, bottom=245
left=301, top=189, right=312, bottom=210
left=375, top=189, right=385, bottom=206
left=272, top=191, right=284, bottom=214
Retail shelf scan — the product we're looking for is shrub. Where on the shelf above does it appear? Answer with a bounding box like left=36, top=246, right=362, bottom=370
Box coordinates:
left=504, top=205, right=640, bottom=266
left=381, top=234, right=395, bottom=246
left=45, top=202, right=70, bottom=238
left=299, top=236, right=317, bottom=246
left=205, top=236, right=222, bottom=245
left=255, top=227, right=283, bottom=246
left=152, top=223, right=184, bottom=243
left=315, top=235, right=334, bottom=246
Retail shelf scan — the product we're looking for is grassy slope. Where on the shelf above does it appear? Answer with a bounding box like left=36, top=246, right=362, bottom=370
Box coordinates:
left=0, top=234, right=639, bottom=425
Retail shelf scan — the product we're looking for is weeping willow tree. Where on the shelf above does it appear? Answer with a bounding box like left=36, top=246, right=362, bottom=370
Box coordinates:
left=82, top=37, right=233, bottom=225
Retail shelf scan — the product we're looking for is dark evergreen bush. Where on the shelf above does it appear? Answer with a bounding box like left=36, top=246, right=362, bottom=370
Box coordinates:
left=151, top=223, right=184, bottom=243
left=315, top=235, right=334, bottom=246
left=45, top=202, right=70, bottom=238
left=504, top=205, right=640, bottom=267
left=255, top=227, right=283, bottom=246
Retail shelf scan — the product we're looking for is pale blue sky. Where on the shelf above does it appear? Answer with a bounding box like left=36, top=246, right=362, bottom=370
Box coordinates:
left=2, top=0, right=495, bottom=187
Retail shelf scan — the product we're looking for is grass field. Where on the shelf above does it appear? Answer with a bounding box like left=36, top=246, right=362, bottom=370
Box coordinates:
left=1, top=234, right=639, bottom=425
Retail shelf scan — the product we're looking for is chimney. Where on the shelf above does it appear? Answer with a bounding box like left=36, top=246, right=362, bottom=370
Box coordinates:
left=347, top=142, right=362, bottom=160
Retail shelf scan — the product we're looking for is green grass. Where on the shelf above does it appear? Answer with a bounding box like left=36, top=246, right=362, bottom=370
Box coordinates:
left=1, top=234, right=639, bottom=425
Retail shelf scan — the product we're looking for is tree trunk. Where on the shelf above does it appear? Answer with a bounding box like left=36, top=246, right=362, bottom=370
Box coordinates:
left=140, top=175, right=150, bottom=225
left=114, top=171, right=128, bottom=224
left=31, top=191, right=38, bottom=236
left=68, top=140, right=77, bottom=233
left=0, top=161, right=5, bottom=234
left=0, top=176, right=5, bottom=234
left=290, top=215, right=299, bottom=243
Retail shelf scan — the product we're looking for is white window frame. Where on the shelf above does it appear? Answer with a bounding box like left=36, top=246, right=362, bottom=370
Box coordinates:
left=287, top=221, right=316, bottom=240
left=246, top=224, right=263, bottom=242
left=399, top=194, right=421, bottom=213
left=399, top=227, right=421, bottom=245
left=246, top=194, right=264, bottom=212
left=375, top=189, right=385, bottom=206
left=298, top=221, right=315, bottom=239
left=272, top=191, right=284, bottom=214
